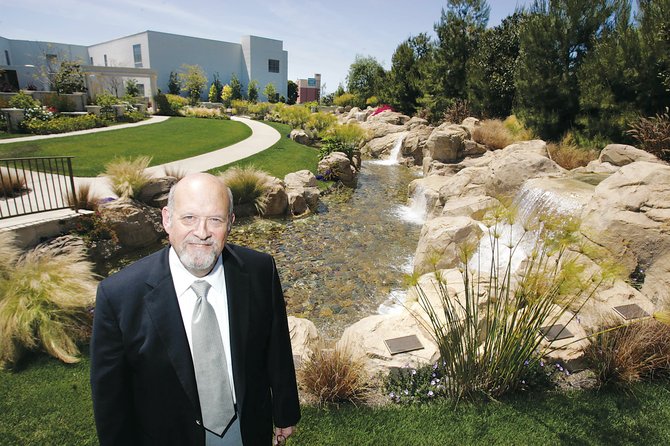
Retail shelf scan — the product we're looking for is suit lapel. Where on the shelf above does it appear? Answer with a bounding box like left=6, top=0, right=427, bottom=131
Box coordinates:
left=142, top=248, right=200, bottom=413
left=223, top=244, right=250, bottom=409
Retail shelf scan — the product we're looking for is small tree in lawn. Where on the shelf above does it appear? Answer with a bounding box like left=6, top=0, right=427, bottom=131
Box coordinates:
left=264, top=82, right=278, bottom=103
left=53, top=61, right=86, bottom=94
left=168, top=71, right=181, bottom=95
left=248, top=80, right=259, bottom=103
left=208, top=83, right=218, bottom=102
left=179, top=64, right=207, bottom=105
left=221, top=84, right=233, bottom=108
left=209, top=73, right=223, bottom=102
left=125, top=78, right=140, bottom=97
left=287, top=80, right=298, bottom=105
left=230, top=73, right=243, bottom=100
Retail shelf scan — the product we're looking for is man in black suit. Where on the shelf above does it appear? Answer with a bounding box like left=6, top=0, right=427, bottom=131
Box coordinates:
left=91, top=172, right=300, bottom=445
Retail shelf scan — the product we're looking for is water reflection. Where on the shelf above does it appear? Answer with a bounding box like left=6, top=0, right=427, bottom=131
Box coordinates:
left=229, top=161, right=422, bottom=341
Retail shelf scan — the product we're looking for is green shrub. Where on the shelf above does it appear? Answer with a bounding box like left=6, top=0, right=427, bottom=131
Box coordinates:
left=118, top=109, right=147, bottom=123
left=247, top=102, right=272, bottom=120
left=8, top=91, right=40, bottom=109
left=95, top=93, right=120, bottom=120
left=0, top=237, right=97, bottom=367
left=306, top=112, right=337, bottom=137
left=40, top=93, right=76, bottom=112
left=408, top=208, right=603, bottom=400
left=23, top=114, right=106, bottom=135
left=102, top=156, right=153, bottom=199
left=180, top=106, right=230, bottom=120
left=443, top=98, right=473, bottom=124
left=231, top=99, right=250, bottom=116
left=333, top=93, right=358, bottom=108
left=503, top=115, right=535, bottom=140
left=366, top=96, right=380, bottom=107
left=627, top=108, right=670, bottom=162
left=218, top=165, right=271, bottom=215
left=277, top=105, right=311, bottom=129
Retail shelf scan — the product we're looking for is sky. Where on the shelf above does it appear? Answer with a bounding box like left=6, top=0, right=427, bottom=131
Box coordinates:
left=0, top=0, right=531, bottom=94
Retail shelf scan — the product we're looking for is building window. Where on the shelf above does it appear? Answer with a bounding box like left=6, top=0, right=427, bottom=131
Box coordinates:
left=104, top=54, right=108, bottom=67
left=137, top=84, right=145, bottom=97
left=90, top=57, right=93, bottom=65
left=4, top=50, right=10, bottom=66
left=268, top=59, right=279, bottom=73
left=133, top=44, right=143, bottom=68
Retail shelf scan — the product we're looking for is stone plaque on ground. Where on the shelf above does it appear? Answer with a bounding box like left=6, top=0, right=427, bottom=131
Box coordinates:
left=613, top=303, right=649, bottom=320
left=540, top=324, right=574, bottom=341
left=384, top=335, right=424, bottom=355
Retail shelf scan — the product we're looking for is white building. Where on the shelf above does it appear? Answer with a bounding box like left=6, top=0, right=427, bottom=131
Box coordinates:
left=0, top=31, right=288, bottom=102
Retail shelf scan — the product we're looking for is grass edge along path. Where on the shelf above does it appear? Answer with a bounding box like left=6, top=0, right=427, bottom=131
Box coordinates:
left=211, top=121, right=322, bottom=182
left=0, top=117, right=251, bottom=177
left=2, top=353, right=670, bottom=445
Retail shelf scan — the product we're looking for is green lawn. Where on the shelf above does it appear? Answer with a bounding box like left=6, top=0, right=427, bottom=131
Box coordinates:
left=0, top=117, right=251, bottom=176
left=2, top=353, right=670, bottom=445
left=212, top=122, right=322, bottom=180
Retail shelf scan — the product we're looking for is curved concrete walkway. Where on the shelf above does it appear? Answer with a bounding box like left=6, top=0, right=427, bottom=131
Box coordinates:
left=0, top=115, right=281, bottom=231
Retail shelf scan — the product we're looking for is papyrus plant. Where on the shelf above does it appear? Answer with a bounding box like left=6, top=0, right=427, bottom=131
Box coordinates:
left=408, top=206, right=604, bottom=400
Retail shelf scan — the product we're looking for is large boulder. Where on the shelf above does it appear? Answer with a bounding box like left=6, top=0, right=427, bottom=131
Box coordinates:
left=97, top=198, right=165, bottom=250
left=413, top=216, right=483, bottom=275
left=263, top=177, right=288, bottom=216
left=336, top=311, right=439, bottom=377
left=289, top=129, right=314, bottom=146
left=136, top=176, right=178, bottom=208
left=441, top=195, right=500, bottom=220
left=360, top=120, right=405, bottom=140
left=366, top=110, right=410, bottom=125
left=288, top=316, right=320, bottom=365
left=581, top=161, right=670, bottom=303
left=485, top=144, right=564, bottom=199
left=402, top=125, right=433, bottom=165
left=364, top=132, right=406, bottom=158
left=318, top=151, right=357, bottom=187
left=438, top=166, right=490, bottom=202
left=425, top=123, right=469, bottom=163
left=408, top=175, right=452, bottom=219
left=284, top=171, right=320, bottom=215
left=599, top=144, right=660, bottom=166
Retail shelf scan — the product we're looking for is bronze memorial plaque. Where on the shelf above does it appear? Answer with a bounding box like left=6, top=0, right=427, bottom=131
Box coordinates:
left=539, top=324, right=574, bottom=342
left=384, top=335, right=424, bottom=355
left=613, top=303, right=649, bottom=320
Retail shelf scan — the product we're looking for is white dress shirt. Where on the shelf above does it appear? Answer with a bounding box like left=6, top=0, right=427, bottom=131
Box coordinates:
left=168, top=247, right=236, bottom=402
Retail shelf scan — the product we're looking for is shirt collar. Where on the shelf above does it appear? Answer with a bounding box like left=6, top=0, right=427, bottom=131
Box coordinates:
left=168, top=247, right=225, bottom=297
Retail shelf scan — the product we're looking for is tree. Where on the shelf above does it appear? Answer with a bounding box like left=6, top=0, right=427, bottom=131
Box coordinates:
left=53, top=60, right=86, bottom=94
left=335, top=83, right=345, bottom=97
left=125, top=78, right=140, bottom=97
left=432, top=0, right=490, bottom=102
left=179, top=64, right=207, bottom=105
left=168, top=71, right=181, bottom=95
left=467, top=13, right=523, bottom=118
left=208, top=83, right=219, bottom=102
left=287, top=80, right=298, bottom=105
left=345, top=55, right=386, bottom=103
left=248, top=80, right=259, bottom=103
left=221, top=84, right=233, bottom=107
left=229, top=73, right=243, bottom=100
left=263, top=82, right=278, bottom=103
left=514, top=0, right=618, bottom=139
left=210, top=73, right=223, bottom=102
left=386, top=34, right=432, bottom=115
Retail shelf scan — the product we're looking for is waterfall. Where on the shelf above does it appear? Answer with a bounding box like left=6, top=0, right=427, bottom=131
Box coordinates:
left=372, top=133, right=405, bottom=165
left=468, top=177, right=595, bottom=275
left=396, top=184, right=428, bottom=225
left=377, top=255, right=414, bottom=315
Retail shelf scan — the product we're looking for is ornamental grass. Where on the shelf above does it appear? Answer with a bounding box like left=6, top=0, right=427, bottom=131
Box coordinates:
left=0, top=236, right=98, bottom=367
left=472, top=119, right=515, bottom=150
left=67, top=182, right=98, bottom=211
left=546, top=133, right=598, bottom=170
left=407, top=206, right=602, bottom=401
left=218, top=165, right=272, bottom=215
left=0, top=166, right=27, bottom=198
left=298, top=346, right=371, bottom=405
left=583, top=318, right=670, bottom=388
left=101, top=155, right=152, bottom=199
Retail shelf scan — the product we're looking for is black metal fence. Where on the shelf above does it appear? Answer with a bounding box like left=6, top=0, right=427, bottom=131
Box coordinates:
left=0, top=156, right=77, bottom=219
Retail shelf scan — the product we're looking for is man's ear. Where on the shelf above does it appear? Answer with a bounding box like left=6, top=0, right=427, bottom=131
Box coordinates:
left=228, top=213, right=235, bottom=234
left=162, top=207, right=172, bottom=234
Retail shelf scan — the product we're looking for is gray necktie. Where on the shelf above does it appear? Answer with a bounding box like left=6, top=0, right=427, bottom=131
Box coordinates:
left=191, top=280, right=235, bottom=435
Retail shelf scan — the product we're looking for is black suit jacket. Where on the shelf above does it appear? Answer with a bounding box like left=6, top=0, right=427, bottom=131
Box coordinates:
left=90, top=244, right=300, bottom=446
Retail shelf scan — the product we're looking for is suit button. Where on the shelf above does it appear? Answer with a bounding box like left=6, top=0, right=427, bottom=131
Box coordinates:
left=195, top=419, right=202, bottom=426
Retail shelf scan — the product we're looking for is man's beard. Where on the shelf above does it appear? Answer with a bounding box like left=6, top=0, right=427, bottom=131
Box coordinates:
left=176, top=238, right=221, bottom=274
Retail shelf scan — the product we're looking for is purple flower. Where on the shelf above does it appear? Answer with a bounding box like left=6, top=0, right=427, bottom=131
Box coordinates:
left=524, top=359, right=529, bottom=366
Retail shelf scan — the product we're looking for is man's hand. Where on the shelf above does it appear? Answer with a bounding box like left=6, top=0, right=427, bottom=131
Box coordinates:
left=274, top=426, right=295, bottom=445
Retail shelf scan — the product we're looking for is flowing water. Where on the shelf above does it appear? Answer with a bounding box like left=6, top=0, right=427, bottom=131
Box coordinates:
left=228, top=161, right=423, bottom=341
